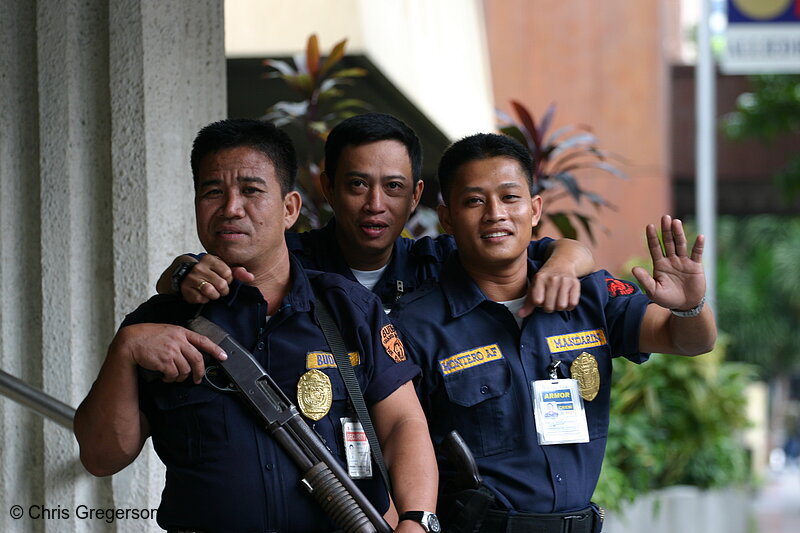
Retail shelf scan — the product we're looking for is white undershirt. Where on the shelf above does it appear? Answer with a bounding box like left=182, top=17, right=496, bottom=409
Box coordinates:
left=499, top=295, right=526, bottom=328
left=351, top=265, right=392, bottom=313
left=350, top=265, right=388, bottom=291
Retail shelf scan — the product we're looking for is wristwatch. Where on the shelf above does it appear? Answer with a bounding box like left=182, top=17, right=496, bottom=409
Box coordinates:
left=170, top=261, right=198, bottom=293
left=670, top=296, right=706, bottom=318
left=399, top=511, right=441, bottom=533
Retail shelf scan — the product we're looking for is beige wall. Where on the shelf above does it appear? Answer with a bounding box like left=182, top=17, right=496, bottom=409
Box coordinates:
left=484, top=0, right=673, bottom=275
left=225, top=0, right=495, bottom=139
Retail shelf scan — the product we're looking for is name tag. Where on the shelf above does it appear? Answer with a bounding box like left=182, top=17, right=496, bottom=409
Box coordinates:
left=546, top=329, right=607, bottom=353
left=306, top=351, right=360, bottom=369
left=439, top=344, right=504, bottom=376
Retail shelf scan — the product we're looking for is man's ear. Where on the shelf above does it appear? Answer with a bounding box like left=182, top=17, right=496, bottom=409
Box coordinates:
left=531, top=194, right=543, bottom=229
left=320, top=171, right=334, bottom=205
left=284, top=190, right=302, bottom=230
left=437, top=204, right=454, bottom=234
left=410, top=179, right=425, bottom=211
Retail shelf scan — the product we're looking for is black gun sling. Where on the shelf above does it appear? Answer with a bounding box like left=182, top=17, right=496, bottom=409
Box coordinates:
left=313, top=297, right=393, bottom=496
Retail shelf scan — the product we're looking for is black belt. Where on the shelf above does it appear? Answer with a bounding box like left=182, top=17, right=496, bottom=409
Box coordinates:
left=477, top=505, right=602, bottom=533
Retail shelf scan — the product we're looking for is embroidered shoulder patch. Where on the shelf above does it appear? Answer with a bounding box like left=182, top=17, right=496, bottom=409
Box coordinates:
left=606, top=278, right=636, bottom=297
left=306, top=351, right=360, bottom=369
left=439, top=344, right=504, bottom=376
left=546, top=329, right=608, bottom=353
left=380, top=324, right=406, bottom=362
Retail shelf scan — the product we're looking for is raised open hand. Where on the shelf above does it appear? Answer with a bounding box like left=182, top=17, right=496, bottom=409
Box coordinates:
left=631, top=215, right=706, bottom=311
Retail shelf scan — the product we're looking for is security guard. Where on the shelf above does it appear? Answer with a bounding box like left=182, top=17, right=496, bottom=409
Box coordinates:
left=74, top=119, right=438, bottom=533
left=158, top=113, right=594, bottom=314
left=390, top=133, right=717, bottom=533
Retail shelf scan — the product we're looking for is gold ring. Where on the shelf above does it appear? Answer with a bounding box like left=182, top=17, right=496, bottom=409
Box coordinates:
left=196, top=280, right=209, bottom=291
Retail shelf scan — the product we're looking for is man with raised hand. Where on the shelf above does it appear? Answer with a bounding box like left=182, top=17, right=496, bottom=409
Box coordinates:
left=390, top=133, right=716, bottom=533
left=75, top=119, right=438, bottom=533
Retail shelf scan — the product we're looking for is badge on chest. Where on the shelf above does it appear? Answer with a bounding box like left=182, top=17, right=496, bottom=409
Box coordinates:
left=531, top=360, right=590, bottom=445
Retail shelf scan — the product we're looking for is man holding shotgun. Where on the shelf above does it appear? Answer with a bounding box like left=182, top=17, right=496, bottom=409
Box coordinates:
left=74, top=119, right=437, bottom=533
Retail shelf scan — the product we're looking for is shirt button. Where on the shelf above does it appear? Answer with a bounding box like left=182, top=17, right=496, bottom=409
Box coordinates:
left=256, top=341, right=265, bottom=350
left=555, top=473, right=563, bottom=483
left=480, top=385, right=489, bottom=394
left=265, top=463, right=273, bottom=471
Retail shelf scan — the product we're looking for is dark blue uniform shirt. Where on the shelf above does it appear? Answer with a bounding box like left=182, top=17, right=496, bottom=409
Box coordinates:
left=124, top=255, right=419, bottom=532
left=286, top=219, right=554, bottom=309
left=391, top=255, right=651, bottom=514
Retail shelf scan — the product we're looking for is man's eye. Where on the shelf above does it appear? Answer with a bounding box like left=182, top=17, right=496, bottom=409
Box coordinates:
left=386, top=181, right=404, bottom=190
left=242, top=187, right=261, bottom=195
left=504, top=195, right=521, bottom=201
left=465, top=197, right=483, bottom=206
left=201, top=189, right=223, bottom=198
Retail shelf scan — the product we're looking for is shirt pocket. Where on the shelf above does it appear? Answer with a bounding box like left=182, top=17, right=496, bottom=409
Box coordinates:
left=150, top=384, right=225, bottom=467
left=441, top=359, right=517, bottom=457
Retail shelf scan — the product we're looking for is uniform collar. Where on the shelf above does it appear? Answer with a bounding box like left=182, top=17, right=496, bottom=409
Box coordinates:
left=441, top=254, right=542, bottom=318
left=217, top=253, right=314, bottom=314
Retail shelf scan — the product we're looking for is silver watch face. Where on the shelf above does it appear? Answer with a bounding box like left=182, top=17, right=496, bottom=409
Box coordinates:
left=424, top=512, right=441, bottom=533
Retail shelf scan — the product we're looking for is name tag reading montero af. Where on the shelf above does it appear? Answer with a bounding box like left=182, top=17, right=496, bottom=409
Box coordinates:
left=532, top=379, right=590, bottom=445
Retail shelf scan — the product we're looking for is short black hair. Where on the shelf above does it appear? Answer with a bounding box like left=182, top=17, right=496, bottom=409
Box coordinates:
left=437, top=133, right=534, bottom=204
left=324, top=113, right=422, bottom=184
left=190, top=118, right=298, bottom=195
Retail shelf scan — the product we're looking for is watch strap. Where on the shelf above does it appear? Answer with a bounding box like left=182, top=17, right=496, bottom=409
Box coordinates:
left=171, top=261, right=198, bottom=293
left=670, top=296, right=706, bottom=318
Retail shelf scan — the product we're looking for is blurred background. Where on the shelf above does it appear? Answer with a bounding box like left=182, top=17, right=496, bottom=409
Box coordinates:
left=1, top=1, right=798, bottom=531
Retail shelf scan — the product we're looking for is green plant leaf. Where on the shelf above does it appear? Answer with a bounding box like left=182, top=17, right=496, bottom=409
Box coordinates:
left=328, top=67, right=368, bottom=79
left=263, top=59, right=297, bottom=77
left=546, top=212, right=577, bottom=239
left=318, top=38, right=348, bottom=80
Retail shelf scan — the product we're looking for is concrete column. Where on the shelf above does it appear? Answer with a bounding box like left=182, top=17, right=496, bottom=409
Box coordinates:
left=0, top=0, right=225, bottom=531
left=0, top=0, right=45, bottom=526
left=108, top=2, right=225, bottom=530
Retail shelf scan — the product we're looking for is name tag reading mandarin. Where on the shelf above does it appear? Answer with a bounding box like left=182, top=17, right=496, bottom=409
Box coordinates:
left=546, top=329, right=607, bottom=353
left=306, top=351, right=360, bottom=370
left=439, top=344, right=504, bottom=376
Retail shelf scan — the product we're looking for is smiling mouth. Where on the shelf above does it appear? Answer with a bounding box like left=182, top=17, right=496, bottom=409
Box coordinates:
left=482, top=231, right=511, bottom=239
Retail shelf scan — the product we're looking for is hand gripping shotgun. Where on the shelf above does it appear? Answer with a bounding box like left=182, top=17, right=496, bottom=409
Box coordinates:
left=187, top=316, right=392, bottom=533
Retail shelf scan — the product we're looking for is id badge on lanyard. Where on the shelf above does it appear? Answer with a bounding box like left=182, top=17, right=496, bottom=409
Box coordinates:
left=531, top=377, right=590, bottom=445
left=341, top=417, right=372, bottom=479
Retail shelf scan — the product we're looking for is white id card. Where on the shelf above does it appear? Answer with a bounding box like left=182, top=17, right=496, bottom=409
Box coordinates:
left=531, top=379, right=590, bottom=445
left=341, top=418, right=372, bottom=479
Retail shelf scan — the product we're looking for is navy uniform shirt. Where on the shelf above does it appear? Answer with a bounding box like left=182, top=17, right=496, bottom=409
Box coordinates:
left=391, top=255, right=651, bottom=514
left=124, top=255, right=419, bottom=533
left=286, top=219, right=554, bottom=309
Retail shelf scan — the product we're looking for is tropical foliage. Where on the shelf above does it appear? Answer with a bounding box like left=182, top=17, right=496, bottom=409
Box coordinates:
left=716, top=215, right=800, bottom=376
left=262, top=34, right=369, bottom=229
left=594, top=339, right=754, bottom=510
left=498, top=101, right=627, bottom=242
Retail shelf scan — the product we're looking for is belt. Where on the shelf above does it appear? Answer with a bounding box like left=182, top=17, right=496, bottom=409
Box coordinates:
left=477, top=505, right=602, bottom=533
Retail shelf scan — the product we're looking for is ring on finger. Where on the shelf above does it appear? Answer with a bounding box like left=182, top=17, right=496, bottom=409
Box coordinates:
left=196, top=279, right=209, bottom=291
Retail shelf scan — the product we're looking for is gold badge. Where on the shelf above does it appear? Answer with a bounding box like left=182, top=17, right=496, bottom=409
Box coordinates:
left=571, top=352, right=600, bottom=401
left=297, top=369, right=332, bottom=421
left=380, top=324, right=406, bottom=363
